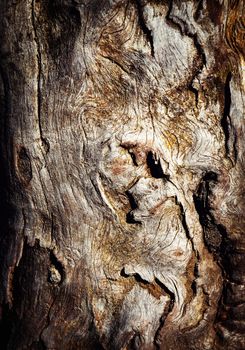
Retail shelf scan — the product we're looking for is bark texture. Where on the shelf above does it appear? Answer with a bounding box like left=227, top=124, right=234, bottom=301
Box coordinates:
left=0, top=1, right=244, bottom=349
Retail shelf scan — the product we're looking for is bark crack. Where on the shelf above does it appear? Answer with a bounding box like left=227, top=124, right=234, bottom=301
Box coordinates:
left=187, top=34, right=206, bottom=107
left=48, top=250, right=65, bottom=285
left=188, top=82, right=199, bottom=107
left=135, top=0, right=154, bottom=57
left=176, top=199, right=192, bottom=242
left=154, top=278, right=175, bottom=350
left=147, top=151, right=170, bottom=180
left=121, top=269, right=175, bottom=349
left=175, top=197, right=201, bottom=301
left=167, top=1, right=207, bottom=68
left=167, top=1, right=206, bottom=102
left=0, top=63, right=10, bottom=144
left=125, top=190, right=142, bottom=224
left=193, top=171, right=224, bottom=255
left=121, top=144, right=139, bottom=166
left=31, top=0, right=49, bottom=153
left=221, top=72, right=237, bottom=163
left=39, top=295, right=57, bottom=348
left=192, top=173, right=242, bottom=339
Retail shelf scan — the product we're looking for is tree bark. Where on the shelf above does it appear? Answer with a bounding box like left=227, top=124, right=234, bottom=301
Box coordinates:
left=0, top=1, right=244, bottom=349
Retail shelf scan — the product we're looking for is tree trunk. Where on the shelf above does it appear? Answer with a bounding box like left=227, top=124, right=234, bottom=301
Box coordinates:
left=0, top=1, right=244, bottom=349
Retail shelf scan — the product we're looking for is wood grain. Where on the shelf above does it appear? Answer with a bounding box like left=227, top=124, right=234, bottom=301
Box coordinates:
left=0, top=1, right=244, bottom=349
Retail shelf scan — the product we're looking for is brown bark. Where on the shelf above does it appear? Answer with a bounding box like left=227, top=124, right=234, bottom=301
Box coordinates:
left=0, top=1, right=244, bottom=349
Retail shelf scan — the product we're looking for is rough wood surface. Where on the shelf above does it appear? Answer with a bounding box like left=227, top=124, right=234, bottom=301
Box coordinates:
left=0, top=1, right=244, bottom=349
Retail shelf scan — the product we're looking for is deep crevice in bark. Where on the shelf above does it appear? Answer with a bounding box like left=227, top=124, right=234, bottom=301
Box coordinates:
left=194, top=0, right=204, bottom=21
left=31, top=0, right=44, bottom=147
left=39, top=294, right=58, bottom=349
left=31, top=2, right=50, bottom=154
left=193, top=171, right=243, bottom=342
left=46, top=0, right=81, bottom=62
left=176, top=197, right=200, bottom=300
left=0, top=239, right=56, bottom=349
left=17, top=147, right=32, bottom=184
left=127, top=332, right=143, bottom=350
left=175, top=197, right=200, bottom=271
left=188, top=83, right=199, bottom=107
left=121, top=269, right=176, bottom=350
left=147, top=151, right=169, bottom=180
left=188, top=32, right=206, bottom=100
left=191, top=262, right=199, bottom=296
left=0, top=63, right=10, bottom=144
left=221, top=72, right=235, bottom=161
left=125, top=191, right=142, bottom=224
left=0, top=63, right=25, bottom=350
left=167, top=2, right=207, bottom=68
left=0, top=64, right=13, bottom=287
left=193, top=171, right=223, bottom=254
left=134, top=0, right=155, bottom=57
left=154, top=278, right=175, bottom=350
left=120, top=144, right=139, bottom=166
left=128, top=150, right=138, bottom=166
left=48, top=250, right=65, bottom=286
left=167, top=2, right=206, bottom=98
left=176, top=199, right=192, bottom=241
left=192, top=33, right=207, bottom=68
left=120, top=267, right=148, bottom=284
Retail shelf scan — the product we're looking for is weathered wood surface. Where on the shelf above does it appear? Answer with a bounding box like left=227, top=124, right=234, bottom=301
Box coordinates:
left=0, top=1, right=244, bottom=349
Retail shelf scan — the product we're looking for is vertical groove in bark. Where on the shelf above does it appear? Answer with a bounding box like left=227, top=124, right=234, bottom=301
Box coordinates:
left=31, top=0, right=42, bottom=142
left=134, top=0, right=155, bottom=57
left=221, top=71, right=238, bottom=163
left=154, top=278, right=175, bottom=349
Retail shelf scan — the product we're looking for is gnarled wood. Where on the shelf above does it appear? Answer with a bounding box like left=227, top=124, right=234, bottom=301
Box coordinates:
left=0, top=1, right=244, bottom=349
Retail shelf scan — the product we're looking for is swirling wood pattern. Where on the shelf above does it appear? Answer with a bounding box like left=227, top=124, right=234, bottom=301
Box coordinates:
left=0, top=1, right=244, bottom=349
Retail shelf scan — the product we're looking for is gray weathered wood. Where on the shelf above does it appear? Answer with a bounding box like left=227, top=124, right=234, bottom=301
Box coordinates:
left=0, top=1, right=244, bottom=349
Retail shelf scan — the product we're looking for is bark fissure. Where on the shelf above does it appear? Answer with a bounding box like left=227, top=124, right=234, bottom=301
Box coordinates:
left=175, top=197, right=200, bottom=271
left=120, top=268, right=148, bottom=284
left=192, top=33, right=207, bottom=68
left=134, top=0, right=155, bottom=57
left=39, top=294, right=58, bottom=348
left=188, top=83, right=199, bottom=107
left=146, top=151, right=169, bottom=180
left=176, top=199, right=192, bottom=242
left=221, top=72, right=236, bottom=162
left=125, top=191, right=142, bottom=224
left=128, top=150, right=138, bottom=166
left=188, top=34, right=206, bottom=101
left=31, top=0, right=49, bottom=153
left=17, top=147, right=32, bottom=184
left=0, top=64, right=10, bottom=144
left=167, top=2, right=207, bottom=99
left=120, top=143, right=139, bottom=166
left=191, top=262, right=199, bottom=296
left=193, top=172, right=223, bottom=254
left=121, top=269, right=175, bottom=350
left=48, top=250, right=65, bottom=285
left=154, top=278, right=175, bottom=350
left=192, top=172, right=245, bottom=338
